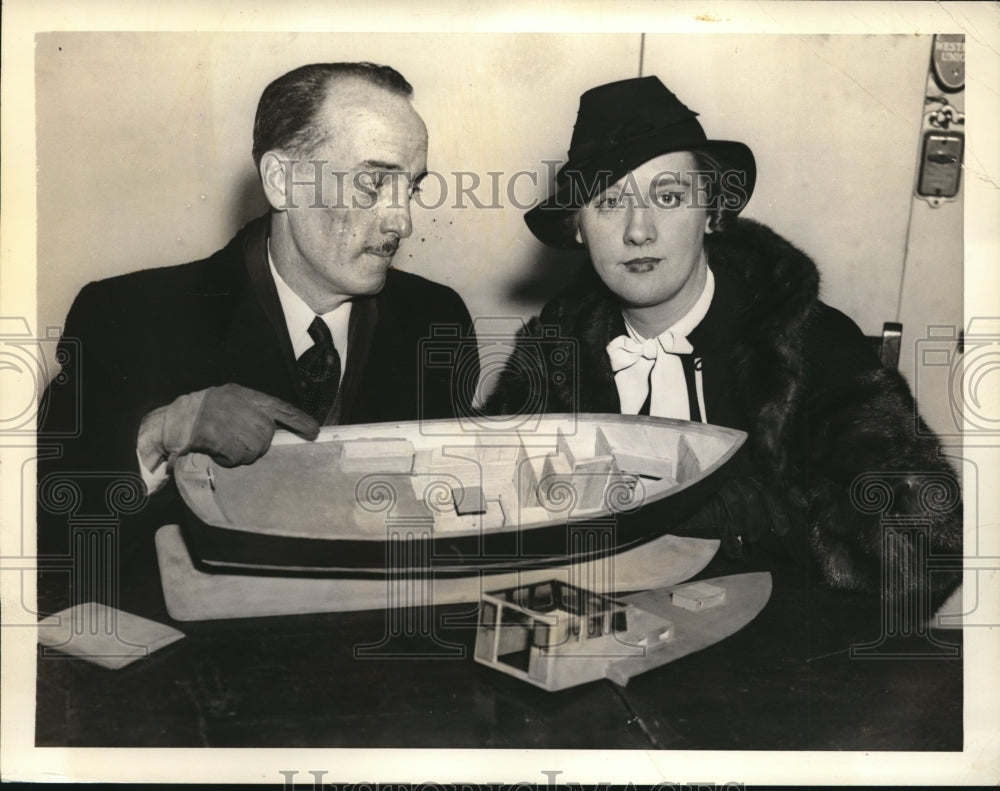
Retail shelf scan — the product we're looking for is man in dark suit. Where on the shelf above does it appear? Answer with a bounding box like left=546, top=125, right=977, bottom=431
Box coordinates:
left=37, top=62, right=477, bottom=618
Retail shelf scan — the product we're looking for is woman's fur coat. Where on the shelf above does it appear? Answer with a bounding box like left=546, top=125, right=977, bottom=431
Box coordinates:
left=486, top=218, right=962, bottom=612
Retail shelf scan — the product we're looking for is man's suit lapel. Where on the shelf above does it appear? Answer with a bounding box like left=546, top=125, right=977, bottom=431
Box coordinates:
left=334, top=296, right=378, bottom=425
left=226, top=213, right=381, bottom=425
left=219, top=215, right=301, bottom=405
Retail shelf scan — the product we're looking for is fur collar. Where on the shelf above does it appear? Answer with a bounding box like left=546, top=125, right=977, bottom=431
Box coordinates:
left=535, top=218, right=823, bottom=492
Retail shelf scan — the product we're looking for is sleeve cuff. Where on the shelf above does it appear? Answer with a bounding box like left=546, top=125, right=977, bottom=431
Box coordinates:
left=137, top=447, right=170, bottom=495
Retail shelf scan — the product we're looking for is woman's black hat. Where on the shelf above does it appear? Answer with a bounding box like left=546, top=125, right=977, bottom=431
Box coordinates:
left=525, top=76, right=756, bottom=248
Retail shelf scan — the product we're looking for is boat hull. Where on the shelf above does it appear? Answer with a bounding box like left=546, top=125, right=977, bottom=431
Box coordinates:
left=155, top=524, right=721, bottom=620
left=174, top=414, right=746, bottom=578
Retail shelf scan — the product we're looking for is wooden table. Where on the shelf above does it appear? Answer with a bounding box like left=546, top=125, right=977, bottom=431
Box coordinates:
left=35, top=551, right=962, bottom=750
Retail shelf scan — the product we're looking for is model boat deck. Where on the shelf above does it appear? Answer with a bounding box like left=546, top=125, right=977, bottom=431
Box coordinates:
left=176, top=414, right=746, bottom=542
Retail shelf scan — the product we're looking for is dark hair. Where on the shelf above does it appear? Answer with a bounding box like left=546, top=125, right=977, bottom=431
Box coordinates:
left=559, top=149, right=740, bottom=246
left=251, top=62, right=413, bottom=170
left=692, top=149, right=737, bottom=233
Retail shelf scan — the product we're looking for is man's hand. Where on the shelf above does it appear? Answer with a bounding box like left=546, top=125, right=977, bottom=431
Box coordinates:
left=138, top=383, right=320, bottom=471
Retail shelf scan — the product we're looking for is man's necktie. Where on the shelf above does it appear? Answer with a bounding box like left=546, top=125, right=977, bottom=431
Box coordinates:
left=297, top=316, right=341, bottom=423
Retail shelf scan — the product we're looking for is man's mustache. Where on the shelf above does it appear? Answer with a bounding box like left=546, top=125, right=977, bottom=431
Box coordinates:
left=369, top=238, right=399, bottom=256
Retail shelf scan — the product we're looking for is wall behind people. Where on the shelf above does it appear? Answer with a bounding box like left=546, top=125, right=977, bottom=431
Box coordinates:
left=641, top=34, right=964, bottom=439
left=36, top=33, right=960, bottom=433
left=644, top=35, right=928, bottom=332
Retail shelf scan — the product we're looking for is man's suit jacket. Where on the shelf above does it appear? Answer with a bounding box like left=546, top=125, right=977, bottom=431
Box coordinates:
left=37, top=214, right=478, bottom=616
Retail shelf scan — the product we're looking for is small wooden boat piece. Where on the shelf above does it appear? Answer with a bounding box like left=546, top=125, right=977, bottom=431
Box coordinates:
left=474, top=572, right=772, bottom=691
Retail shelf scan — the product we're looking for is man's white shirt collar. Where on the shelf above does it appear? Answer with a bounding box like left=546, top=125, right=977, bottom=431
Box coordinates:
left=139, top=245, right=353, bottom=495
left=267, top=244, right=351, bottom=375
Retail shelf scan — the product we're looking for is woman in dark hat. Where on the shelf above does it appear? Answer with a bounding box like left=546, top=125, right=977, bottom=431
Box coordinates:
left=487, top=76, right=961, bottom=615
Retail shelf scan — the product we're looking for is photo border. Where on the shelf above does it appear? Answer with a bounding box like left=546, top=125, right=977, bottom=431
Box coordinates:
left=2, top=0, right=997, bottom=785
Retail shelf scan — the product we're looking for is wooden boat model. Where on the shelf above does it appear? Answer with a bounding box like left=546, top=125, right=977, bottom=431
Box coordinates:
left=174, top=414, right=746, bottom=579
left=475, top=572, right=772, bottom=691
